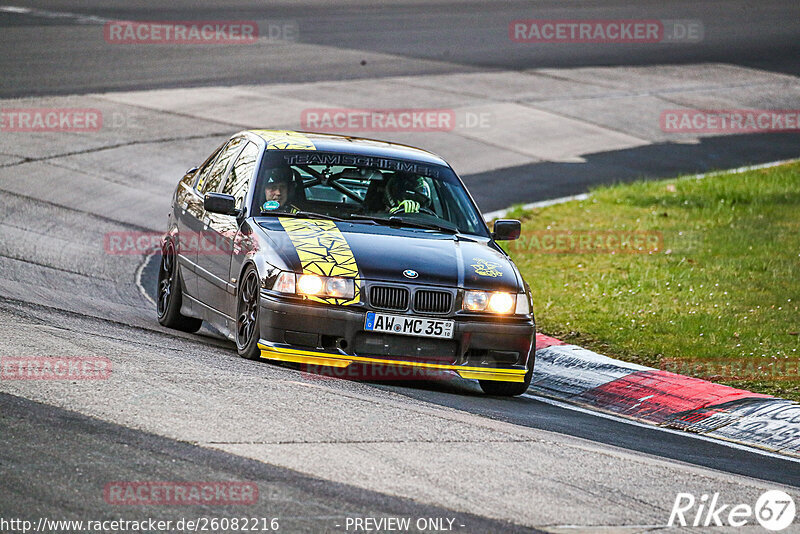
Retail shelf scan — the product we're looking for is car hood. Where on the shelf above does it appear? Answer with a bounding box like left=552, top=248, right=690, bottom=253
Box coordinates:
left=256, top=218, right=521, bottom=292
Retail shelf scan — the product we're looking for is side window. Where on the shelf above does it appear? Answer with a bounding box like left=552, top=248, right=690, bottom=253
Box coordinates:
left=421, top=175, right=443, bottom=215
left=439, top=181, right=480, bottom=234
left=222, top=142, right=260, bottom=211
left=200, top=137, right=245, bottom=195
left=194, top=145, right=224, bottom=192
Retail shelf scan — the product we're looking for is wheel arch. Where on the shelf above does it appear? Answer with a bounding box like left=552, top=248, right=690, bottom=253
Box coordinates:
left=236, top=251, right=283, bottom=296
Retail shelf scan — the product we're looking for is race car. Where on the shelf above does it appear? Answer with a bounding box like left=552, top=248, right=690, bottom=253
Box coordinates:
left=157, top=130, right=535, bottom=396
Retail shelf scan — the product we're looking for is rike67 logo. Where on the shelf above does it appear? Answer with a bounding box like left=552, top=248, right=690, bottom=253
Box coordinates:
left=669, top=490, right=796, bottom=531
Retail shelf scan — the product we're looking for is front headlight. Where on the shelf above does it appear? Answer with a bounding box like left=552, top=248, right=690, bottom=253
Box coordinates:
left=463, top=290, right=516, bottom=314
left=463, top=290, right=489, bottom=311
left=324, top=276, right=352, bottom=298
left=272, top=272, right=355, bottom=300
left=297, top=274, right=324, bottom=295
left=272, top=271, right=295, bottom=293
left=488, top=292, right=515, bottom=313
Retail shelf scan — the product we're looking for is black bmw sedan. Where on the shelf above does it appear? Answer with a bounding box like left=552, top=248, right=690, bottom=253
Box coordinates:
left=157, top=130, right=535, bottom=396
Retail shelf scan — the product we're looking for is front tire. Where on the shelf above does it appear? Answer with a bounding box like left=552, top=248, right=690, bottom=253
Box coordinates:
left=156, top=239, right=202, bottom=333
left=236, top=265, right=262, bottom=360
left=479, top=363, right=533, bottom=397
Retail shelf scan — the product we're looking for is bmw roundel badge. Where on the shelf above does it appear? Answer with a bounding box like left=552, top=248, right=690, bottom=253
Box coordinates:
left=403, top=269, right=418, bottom=279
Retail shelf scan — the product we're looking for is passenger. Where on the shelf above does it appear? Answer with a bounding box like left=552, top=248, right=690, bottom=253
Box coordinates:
left=384, top=173, right=433, bottom=215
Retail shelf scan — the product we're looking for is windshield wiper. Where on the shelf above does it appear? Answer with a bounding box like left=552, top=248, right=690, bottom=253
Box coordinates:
left=347, top=214, right=458, bottom=234
left=259, top=210, right=347, bottom=222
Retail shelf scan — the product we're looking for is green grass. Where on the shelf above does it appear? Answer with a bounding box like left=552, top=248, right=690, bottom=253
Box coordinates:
left=503, top=162, right=800, bottom=401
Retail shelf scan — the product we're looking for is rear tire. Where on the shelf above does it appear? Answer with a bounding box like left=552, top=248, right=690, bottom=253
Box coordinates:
left=156, top=239, right=203, bottom=333
left=479, top=362, right=533, bottom=397
left=236, top=265, right=262, bottom=360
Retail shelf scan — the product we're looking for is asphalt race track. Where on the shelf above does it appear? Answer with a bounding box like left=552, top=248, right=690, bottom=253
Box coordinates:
left=1, top=1, right=799, bottom=532
left=2, top=0, right=800, bottom=97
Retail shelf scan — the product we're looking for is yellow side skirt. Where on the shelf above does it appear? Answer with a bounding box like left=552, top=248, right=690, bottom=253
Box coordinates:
left=258, top=344, right=526, bottom=382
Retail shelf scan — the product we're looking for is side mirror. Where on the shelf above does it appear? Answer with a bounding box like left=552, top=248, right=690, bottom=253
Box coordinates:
left=204, top=193, right=238, bottom=216
left=492, top=219, right=521, bottom=241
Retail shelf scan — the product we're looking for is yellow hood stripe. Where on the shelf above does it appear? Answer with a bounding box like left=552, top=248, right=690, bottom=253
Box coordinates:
left=279, top=217, right=361, bottom=306
left=250, top=130, right=316, bottom=150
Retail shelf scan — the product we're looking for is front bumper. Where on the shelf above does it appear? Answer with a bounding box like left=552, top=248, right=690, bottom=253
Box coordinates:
left=257, top=292, right=535, bottom=383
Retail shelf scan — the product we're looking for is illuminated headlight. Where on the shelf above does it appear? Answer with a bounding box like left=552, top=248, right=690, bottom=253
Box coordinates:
left=463, top=290, right=516, bottom=314
left=488, top=292, right=515, bottom=313
left=272, top=272, right=355, bottom=300
left=297, top=274, right=324, bottom=295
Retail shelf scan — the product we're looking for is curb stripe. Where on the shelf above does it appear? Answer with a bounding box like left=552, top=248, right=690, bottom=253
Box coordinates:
left=577, top=369, right=771, bottom=424
left=670, top=399, right=800, bottom=456
left=534, top=333, right=564, bottom=349
left=530, top=334, right=799, bottom=458
left=530, top=344, right=647, bottom=400
left=525, top=394, right=800, bottom=463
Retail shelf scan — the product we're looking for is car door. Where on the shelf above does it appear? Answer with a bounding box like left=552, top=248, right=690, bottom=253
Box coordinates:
left=201, top=140, right=261, bottom=316
left=174, top=144, right=224, bottom=301
left=195, top=136, right=246, bottom=311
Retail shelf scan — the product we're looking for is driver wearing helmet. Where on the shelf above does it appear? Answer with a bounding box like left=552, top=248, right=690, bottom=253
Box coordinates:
left=384, top=173, right=432, bottom=215
left=260, top=166, right=300, bottom=214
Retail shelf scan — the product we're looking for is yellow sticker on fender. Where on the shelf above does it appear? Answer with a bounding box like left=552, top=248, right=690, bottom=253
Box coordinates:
left=471, top=257, right=503, bottom=277
left=279, top=218, right=361, bottom=305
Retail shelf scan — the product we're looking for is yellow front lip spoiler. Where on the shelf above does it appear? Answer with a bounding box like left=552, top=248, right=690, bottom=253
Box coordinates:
left=258, top=343, right=527, bottom=382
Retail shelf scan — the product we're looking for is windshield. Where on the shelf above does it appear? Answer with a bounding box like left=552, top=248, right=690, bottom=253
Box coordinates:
left=252, top=151, right=489, bottom=237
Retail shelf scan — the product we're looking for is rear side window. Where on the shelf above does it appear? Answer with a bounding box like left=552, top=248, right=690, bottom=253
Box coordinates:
left=192, top=145, right=224, bottom=191
left=198, top=137, right=245, bottom=195
left=222, top=141, right=260, bottom=211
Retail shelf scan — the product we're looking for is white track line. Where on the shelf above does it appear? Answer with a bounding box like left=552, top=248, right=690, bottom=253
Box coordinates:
left=483, top=194, right=590, bottom=220
left=523, top=393, right=800, bottom=464
left=688, top=157, right=799, bottom=179
left=484, top=157, right=799, bottom=221
left=135, top=249, right=157, bottom=307
left=0, top=5, right=108, bottom=24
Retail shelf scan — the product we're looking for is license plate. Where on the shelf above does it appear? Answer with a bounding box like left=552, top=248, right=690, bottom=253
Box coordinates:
left=364, top=311, right=454, bottom=339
